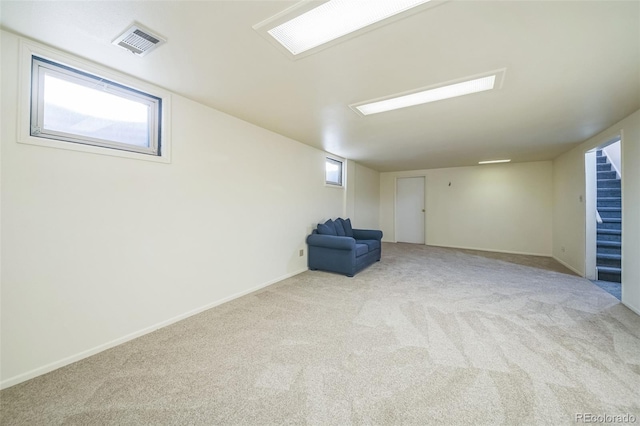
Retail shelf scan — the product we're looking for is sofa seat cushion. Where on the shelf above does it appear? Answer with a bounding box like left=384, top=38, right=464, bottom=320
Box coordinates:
left=356, top=239, right=380, bottom=251
left=355, top=243, right=369, bottom=257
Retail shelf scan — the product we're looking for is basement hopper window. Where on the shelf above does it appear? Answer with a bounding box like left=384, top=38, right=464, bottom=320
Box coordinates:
left=30, top=56, right=162, bottom=156
left=325, top=157, right=343, bottom=186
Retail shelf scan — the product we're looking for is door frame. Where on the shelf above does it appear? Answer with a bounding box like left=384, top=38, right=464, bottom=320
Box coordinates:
left=585, top=135, right=622, bottom=281
left=585, top=149, right=598, bottom=280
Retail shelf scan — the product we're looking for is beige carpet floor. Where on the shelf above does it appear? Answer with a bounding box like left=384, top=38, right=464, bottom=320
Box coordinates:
left=2, top=243, right=640, bottom=425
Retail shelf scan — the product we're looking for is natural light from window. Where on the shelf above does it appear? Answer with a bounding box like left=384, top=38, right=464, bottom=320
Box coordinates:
left=325, top=157, right=343, bottom=186
left=44, top=75, right=148, bottom=122
left=326, top=161, right=340, bottom=172
left=42, top=74, right=150, bottom=147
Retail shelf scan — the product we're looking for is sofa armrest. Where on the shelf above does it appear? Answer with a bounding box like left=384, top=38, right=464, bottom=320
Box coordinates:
left=352, top=229, right=383, bottom=241
left=306, top=234, right=355, bottom=250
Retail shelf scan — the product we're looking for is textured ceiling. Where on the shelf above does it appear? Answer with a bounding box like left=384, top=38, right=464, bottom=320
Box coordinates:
left=1, top=0, right=638, bottom=171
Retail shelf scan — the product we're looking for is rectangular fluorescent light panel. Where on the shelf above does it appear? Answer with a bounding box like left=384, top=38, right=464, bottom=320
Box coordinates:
left=268, top=0, right=431, bottom=55
left=478, top=159, right=511, bottom=164
left=355, top=75, right=497, bottom=115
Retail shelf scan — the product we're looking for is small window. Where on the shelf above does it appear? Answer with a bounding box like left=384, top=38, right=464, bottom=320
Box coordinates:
left=30, top=56, right=162, bottom=156
left=325, top=157, right=343, bottom=186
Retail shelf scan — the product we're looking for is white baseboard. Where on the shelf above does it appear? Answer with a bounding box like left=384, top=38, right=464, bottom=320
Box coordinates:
left=622, top=300, right=640, bottom=316
left=0, top=267, right=308, bottom=390
left=551, top=256, right=584, bottom=277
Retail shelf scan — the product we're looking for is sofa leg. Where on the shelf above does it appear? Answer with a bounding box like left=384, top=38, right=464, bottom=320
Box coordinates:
left=347, top=274, right=354, bottom=278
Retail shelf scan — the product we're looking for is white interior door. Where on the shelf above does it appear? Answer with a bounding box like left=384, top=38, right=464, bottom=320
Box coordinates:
left=396, top=177, right=425, bottom=244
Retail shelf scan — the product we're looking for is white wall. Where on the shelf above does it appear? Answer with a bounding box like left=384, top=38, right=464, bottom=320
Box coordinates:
left=553, top=109, right=640, bottom=315
left=0, top=31, right=346, bottom=387
left=380, top=161, right=553, bottom=256
left=345, top=159, right=356, bottom=219
left=344, top=161, right=380, bottom=229
left=353, top=163, right=380, bottom=229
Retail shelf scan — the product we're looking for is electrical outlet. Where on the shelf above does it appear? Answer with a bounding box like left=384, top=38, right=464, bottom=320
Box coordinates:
left=299, top=249, right=304, bottom=257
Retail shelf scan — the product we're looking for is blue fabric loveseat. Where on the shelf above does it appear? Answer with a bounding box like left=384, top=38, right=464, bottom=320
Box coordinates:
left=306, top=218, right=383, bottom=277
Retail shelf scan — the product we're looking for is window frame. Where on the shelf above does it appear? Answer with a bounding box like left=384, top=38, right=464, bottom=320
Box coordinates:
left=30, top=56, right=162, bottom=156
left=18, top=39, right=171, bottom=163
left=325, top=156, right=344, bottom=187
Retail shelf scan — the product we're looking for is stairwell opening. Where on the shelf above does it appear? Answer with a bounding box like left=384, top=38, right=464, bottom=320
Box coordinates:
left=585, top=138, right=622, bottom=299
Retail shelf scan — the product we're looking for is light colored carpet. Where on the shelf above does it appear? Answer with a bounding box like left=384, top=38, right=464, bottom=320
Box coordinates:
left=2, top=243, right=639, bottom=425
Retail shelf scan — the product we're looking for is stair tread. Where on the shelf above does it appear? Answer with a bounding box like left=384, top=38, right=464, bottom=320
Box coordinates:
left=597, top=240, right=622, bottom=246
left=597, top=253, right=622, bottom=260
left=597, top=229, right=622, bottom=235
left=597, top=266, right=621, bottom=273
left=600, top=218, right=622, bottom=223
left=598, top=207, right=622, bottom=211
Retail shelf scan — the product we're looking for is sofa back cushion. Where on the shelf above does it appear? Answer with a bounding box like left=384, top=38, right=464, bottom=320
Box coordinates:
left=334, top=219, right=346, bottom=236
left=324, top=219, right=338, bottom=235
left=339, top=218, right=354, bottom=237
left=316, top=223, right=334, bottom=235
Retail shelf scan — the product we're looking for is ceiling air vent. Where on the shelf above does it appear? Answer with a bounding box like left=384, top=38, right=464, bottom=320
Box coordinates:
left=112, top=24, right=166, bottom=57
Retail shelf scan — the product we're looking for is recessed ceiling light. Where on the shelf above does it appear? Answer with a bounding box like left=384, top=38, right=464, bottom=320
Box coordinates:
left=351, top=70, right=506, bottom=116
left=260, top=0, right=433, bottom=56
left=478, top=159, right=511, bottom=164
